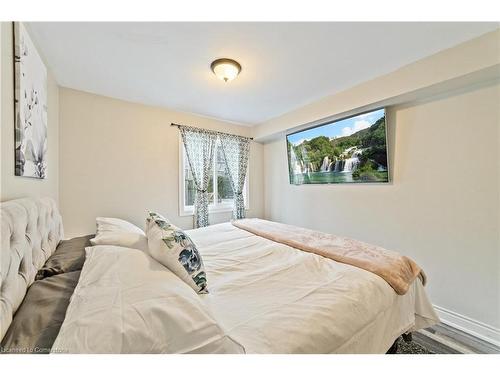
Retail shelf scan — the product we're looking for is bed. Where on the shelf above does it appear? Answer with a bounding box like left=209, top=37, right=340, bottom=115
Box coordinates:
left=0, top=197, right=439, bottom=354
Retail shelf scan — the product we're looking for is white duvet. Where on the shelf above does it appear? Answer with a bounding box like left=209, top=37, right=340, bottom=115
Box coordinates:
left=53, top=222, right=439, bottom=354
left=51, top=245, right=244, bottom=354
left=190, top=223, right=439, bottom=353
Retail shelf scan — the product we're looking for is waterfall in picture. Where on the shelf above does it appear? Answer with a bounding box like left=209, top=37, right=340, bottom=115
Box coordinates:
left=342, top=157, right=360, bottom=172
left=289, top=146, right=303, bottom=174
left=320, top=156, right=330, bottom=172
left=352, top=149, right=363, bottom=158
left=342, top=148, right=362, bottom=172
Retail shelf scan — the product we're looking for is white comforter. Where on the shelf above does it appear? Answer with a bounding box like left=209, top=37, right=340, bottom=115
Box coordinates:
left=54, top=222, right=439, bottom=353
left=51, top=245, right=245, bottom=354
left=188, top=223, right=439, bottom=354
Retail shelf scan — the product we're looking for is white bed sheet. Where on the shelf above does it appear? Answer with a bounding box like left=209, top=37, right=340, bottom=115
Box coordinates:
left=188, top=222, right=439, bottom=354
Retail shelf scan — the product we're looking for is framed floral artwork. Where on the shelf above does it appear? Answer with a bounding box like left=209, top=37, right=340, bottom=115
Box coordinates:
left=14, top=22, right=48, bottom=179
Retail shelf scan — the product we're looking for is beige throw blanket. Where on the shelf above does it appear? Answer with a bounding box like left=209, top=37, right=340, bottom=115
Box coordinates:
left=232, top=218, right=425, bottom=295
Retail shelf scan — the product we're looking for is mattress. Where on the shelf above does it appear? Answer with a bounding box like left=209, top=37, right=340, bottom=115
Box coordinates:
left=187, top=222, right=439, bottom=353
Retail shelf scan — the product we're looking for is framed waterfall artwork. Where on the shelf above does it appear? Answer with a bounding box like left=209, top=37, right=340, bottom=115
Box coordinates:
left=286, top=108, right=389, bottom=184
left=13, top=22, right=48, bottom=179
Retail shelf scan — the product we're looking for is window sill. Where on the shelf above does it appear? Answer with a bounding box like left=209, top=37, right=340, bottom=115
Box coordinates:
left=179, top=206, right=249, bottom=217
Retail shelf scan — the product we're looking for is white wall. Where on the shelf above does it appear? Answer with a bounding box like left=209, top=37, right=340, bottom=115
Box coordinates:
left=263, top=82, right=500, bottom=332
left=0, top=22, right=59, bottom=203
left=59, top=88, right=264, bottom=237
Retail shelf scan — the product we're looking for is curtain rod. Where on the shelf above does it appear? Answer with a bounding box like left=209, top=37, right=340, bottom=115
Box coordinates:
left=170, top=123, right=253, bottom=140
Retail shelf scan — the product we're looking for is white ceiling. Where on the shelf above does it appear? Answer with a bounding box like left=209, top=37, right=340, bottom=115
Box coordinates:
left=28, top=22, right=498, bottom=125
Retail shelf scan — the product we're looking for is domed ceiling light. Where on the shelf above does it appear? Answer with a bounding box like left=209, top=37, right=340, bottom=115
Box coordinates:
left=210, top=58, right=241, bottom=82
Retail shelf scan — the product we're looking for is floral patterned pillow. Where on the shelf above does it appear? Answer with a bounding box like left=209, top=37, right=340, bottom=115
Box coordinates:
left=146, top=212, right=208, bottom=294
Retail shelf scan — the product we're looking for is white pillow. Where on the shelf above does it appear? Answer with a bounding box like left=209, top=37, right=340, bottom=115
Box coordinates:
left=95, top=217, right=144, bottom=235
left=146, top=212, right=208, bottom=294
left=52, top=245, right=244, bottom=354
left=90, top=217, right=148, bottom=251
left=90, top=232, right=148, bottom=251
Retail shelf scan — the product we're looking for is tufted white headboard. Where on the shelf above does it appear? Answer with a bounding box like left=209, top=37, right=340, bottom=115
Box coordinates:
left=0, top=197, right=64, bottom=341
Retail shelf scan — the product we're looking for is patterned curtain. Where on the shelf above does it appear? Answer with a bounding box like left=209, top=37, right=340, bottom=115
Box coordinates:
left=180, top=126, right=217, bottom=228
left=219, top=134, right=251, bottom=220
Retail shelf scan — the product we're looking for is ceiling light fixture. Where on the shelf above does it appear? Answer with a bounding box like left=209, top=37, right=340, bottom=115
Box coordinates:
left=210, top=58, right=241, bottom=82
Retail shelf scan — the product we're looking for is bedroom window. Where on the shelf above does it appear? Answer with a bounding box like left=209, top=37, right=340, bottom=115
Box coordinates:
left=180, top=140, right=249, bottom=216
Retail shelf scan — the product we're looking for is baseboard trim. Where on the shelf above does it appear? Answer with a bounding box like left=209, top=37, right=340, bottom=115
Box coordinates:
left=433, top=305, right=500, bottom=347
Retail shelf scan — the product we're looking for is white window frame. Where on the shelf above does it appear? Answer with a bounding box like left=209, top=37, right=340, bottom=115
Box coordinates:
left=179, top=137, right=250, bottom=217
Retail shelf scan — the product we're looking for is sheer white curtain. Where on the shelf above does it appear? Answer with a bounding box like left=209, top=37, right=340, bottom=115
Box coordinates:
left=180, top=126, right=217, bottom=228
left=219, top=134, right=251, bottom=220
